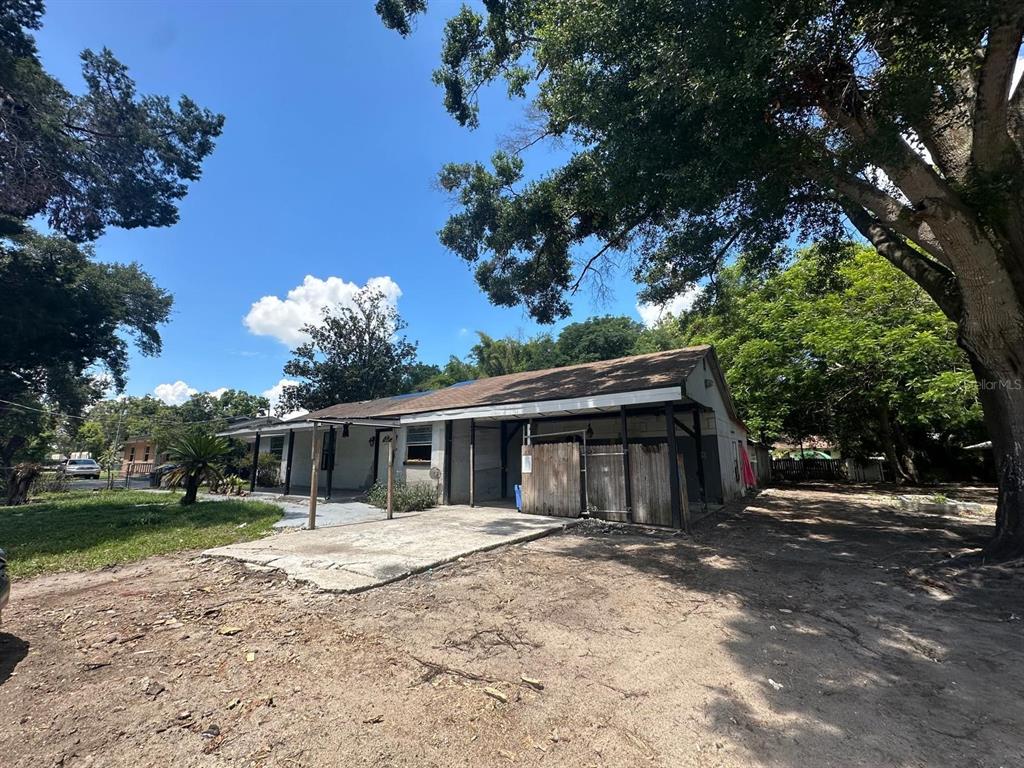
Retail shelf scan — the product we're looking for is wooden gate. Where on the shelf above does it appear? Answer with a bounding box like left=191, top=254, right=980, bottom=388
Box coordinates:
left=585, top=444, right=628, bottom=521
left=520, top=442, right=581, bottom=517
left=628, top=443, right=690, bottom=527
left=523, top=439, right=689, bottom=528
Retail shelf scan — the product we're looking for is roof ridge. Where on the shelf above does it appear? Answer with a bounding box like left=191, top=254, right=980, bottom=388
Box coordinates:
left=436, top=344, right=711, bottom=391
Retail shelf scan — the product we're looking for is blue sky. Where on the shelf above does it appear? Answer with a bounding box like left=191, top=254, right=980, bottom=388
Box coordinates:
left=35, top=1, right=679, bottom=408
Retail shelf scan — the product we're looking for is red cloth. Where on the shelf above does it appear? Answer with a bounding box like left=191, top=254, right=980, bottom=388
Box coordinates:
left=740, top=445, right=756, bottom=488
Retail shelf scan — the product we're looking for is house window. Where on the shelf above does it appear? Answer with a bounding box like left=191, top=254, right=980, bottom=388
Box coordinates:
left=143, top=447, right=149, bottom=462
left=269, top=436, right=285, bottom=458
left=129, top=448, right=136, bottom=461
left=405, top=426, right=432, bottom=463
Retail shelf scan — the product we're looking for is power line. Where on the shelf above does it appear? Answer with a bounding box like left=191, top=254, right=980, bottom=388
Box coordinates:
left=0, top=397, right=271, bottom=427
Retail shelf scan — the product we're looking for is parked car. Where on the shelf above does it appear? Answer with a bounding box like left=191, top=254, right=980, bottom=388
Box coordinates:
left=61, top=458, right=102, bottom=479
left=149, top=462, right=180, bottom=488
left=0, top=549, right=9, bottom=625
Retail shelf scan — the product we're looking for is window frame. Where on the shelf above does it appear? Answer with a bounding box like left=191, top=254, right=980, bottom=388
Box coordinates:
left=404, top=425, right=433, bottom=464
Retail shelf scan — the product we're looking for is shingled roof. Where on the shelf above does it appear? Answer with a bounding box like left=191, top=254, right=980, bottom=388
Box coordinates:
left=293, top=345, right=713, bottom=422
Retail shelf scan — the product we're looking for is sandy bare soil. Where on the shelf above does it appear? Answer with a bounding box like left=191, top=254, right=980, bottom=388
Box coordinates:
left=1, top=487, right=1022, bottom=767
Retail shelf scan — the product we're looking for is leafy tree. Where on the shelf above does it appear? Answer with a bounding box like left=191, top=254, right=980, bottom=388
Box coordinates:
left=280, top=290, right=419, bottom=413
left=383, top=1, right=1024, bottom=556
left=555, top=315, right=642, bottom=365
left=164, top=433, right=230, bottom=505
left=681, top=245, right=983, bottom=480
left=76, top=389, right=270, bottom=460
left=402, top=362, right=443, bottom=392
left=176, top=390, right=269, bottom=427
left=0, top=1, right=224, bottom=240
left=409, top=356, right=481, bottom=390
left=0, top=232, right=172, bottom=475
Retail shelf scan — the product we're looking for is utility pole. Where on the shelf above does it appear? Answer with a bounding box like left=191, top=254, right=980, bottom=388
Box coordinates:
left=107, top=403, right=126, bottom=490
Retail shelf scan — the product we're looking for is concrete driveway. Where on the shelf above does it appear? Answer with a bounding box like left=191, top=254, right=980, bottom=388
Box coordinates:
left=204, top=505, right=577, bottom=593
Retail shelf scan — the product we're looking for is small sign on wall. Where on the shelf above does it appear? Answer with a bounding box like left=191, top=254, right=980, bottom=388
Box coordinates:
left=521, top=454, right=533, bottom=474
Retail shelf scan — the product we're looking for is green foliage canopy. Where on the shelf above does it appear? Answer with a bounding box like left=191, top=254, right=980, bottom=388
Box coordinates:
left=1, top=1, right=225, bottom=240
left=677, top=245, right=984, bottom=472
left=0, top=232, right=172, bottom=465
left=281, top=290, right=419, bottom=413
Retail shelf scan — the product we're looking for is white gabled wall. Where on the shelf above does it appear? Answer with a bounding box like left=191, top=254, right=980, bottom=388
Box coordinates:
left=683, top=359, right=749, bottom=502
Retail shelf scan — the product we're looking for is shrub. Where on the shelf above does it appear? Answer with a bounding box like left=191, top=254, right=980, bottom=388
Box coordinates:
left=256, top=453, right=281, bottom=487
left=209, top=474, right=247, bottom=496
left=365, top=480, right=437, bottom=513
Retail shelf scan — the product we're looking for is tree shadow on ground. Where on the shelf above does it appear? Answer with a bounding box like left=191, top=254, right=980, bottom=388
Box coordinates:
left=549, top=486, right=1024, bottom=766
left=0, top=633, right=28, bottom=686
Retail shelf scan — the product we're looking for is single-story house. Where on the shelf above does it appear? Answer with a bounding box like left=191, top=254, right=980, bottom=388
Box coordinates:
left=219, top=346, right=753, bottom=529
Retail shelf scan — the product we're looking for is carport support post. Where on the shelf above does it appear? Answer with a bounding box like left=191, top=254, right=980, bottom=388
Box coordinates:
left=469, top=418, right=476, bottom=507
left=693, top=410, right=708, bottom=513
left=620, top=406, right=633, bottom=520
left=499, top=421, right=508, bottom=498
left=386, top=429, right=395, bottom=519
left=308, top=423, right=320, bottom=530
left=284, top=429, right=295, bottom=495
left=325, top=426, right=335, bottom=500
left=249, top=432, right=261, bottom=492
left=664, top=403, right=684, bottom=530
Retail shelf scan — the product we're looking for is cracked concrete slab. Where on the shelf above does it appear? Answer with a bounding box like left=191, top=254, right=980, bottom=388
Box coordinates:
left=204, top=505, right=579, bottom=593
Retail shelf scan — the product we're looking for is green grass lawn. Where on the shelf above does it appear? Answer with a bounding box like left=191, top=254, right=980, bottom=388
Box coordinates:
left=0, top=490, right=282, bottom=579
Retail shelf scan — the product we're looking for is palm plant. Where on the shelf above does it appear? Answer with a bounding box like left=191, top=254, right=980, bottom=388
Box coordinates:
left=164, top=433, right=231, bottom=505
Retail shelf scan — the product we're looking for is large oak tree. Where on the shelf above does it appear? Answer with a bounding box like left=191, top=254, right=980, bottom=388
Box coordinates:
left=381, top=0, right=1024, bottom=557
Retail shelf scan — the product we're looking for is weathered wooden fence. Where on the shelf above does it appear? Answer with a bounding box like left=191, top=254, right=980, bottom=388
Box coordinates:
left=520, top=442, right=581, bottom=517
left=770, top=458, right=847, bottom=482
left=522, top=440, right=688, bottom=528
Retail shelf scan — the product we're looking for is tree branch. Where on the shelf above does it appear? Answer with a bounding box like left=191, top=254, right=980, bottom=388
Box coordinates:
left=842, top=202, right=962, bottom=322
left=971, top=5, right=1024, bottom=173
left=569, top=216, right=647, bottom=295
left=828, top=172, right=950, bottom=266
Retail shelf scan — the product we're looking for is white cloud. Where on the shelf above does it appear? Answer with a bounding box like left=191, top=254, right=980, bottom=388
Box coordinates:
left=637, top=285, right=704, bottom=327
left=209, top=387, right=229, bottom=399
left=243, top=275, right=402, bottom=347
left=262, top=378, right=306, bottom=420
left=1013, top=56, right=1023, bottom=97
left=154, top=380, right=199, bottom=406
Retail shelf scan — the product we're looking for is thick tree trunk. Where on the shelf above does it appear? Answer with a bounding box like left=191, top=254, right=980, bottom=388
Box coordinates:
left=879, top=402, right=915, bottom=484
left=182, top=476, right=199, bottom=506
left=6, top=463, right=40, bottom=506
left=970, top=356, right=1024, bottom=559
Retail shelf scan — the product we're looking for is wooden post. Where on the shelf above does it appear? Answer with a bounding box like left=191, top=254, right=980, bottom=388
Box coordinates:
left=620, top=406, right=633, bottom=520
left=372, top=428, right=387, bottom=483
left=693, top=410, right=708, bottom=513
left=324, top=426, right=335, bottom=500
left=664, top=403, right=684, bottom=530
left=442, top=421, right=453, bottom=505
left=308, top=424, right=320, bottom=530
left=386, top=429, right=395, bottom=520
left=249, top=432, right=261, bottom=492
left=499, top=421, right=508, bottom=498
left=468, top=418, right=476, bottom=507
left=284, top=429, right=295, bottom=495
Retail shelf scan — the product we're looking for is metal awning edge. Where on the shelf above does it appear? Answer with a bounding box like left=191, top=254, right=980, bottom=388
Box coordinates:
left=398, top=386, right=684, bottom=424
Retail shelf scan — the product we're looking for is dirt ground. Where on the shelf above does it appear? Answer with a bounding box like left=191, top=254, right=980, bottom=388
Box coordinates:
left=1, top=486, right=1022, bottom=768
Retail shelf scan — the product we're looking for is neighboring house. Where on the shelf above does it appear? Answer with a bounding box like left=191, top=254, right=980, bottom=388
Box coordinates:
left=219, top=346, right=754, bottom=529
left=121, top=436, right=165, bottom=469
